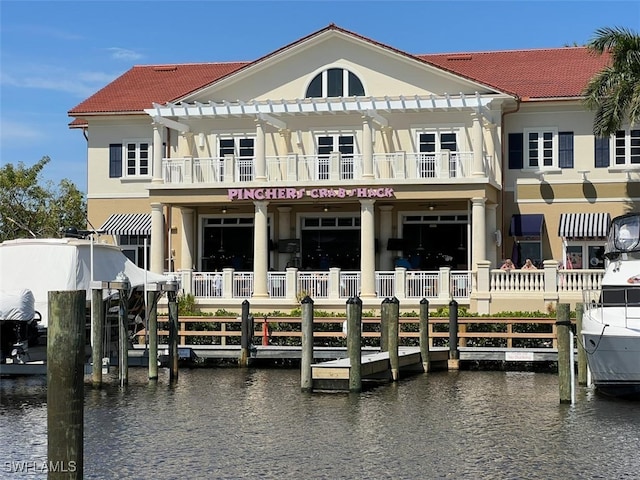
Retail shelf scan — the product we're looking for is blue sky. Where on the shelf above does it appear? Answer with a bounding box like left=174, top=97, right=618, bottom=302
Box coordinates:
left=1, top=0, right=638, bottom=194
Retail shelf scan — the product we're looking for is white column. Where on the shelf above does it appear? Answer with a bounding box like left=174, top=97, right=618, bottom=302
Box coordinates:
left=472, top=112, right=485, bottom=177
left=278, top=206, right=292, bottom=270
left=379, top=205, right=394, bottom=271
left=362, top=116, right=374, bottom=180
left=253, top=200, right=269, bottom=297
left=486, top=203, right=498, bottom=268
left=150, top=202, right=165, bottom=274
left=471, top=197, right=486, bottom=270
left=180, top=208, right=195, bottom=271
left=152, top=122, right=164, bottom=184
left=279, top=129, right=293, bottom=154
left=360, top=199, right=376, bottom=298
left=255, top=119, right=266, bottom=182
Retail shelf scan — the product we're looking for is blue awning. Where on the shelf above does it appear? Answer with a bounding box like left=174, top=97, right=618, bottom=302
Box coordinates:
left=509, top=214, right=544, bottom=237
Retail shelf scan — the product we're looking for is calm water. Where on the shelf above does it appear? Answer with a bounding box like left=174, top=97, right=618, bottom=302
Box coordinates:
left=1, top=367, right=640, bottom=479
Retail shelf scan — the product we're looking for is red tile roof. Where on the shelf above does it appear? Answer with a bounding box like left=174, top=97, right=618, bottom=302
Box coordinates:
left=69, top=62, right=248, bottom=115
left=68, top=24, right=611, bottom=118
left=418, top=48, right=610, bottom=99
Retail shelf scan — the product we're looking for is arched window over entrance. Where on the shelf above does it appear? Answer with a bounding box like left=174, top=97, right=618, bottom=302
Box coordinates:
left=306, top=68, right=365, bottom=98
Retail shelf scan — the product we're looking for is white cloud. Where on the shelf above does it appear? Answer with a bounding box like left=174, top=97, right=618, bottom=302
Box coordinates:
left=0, top=120, right=45, bottom=142
left=106, top=47, right=144, bottom=62
left=0, top=66, right=122, bottom=98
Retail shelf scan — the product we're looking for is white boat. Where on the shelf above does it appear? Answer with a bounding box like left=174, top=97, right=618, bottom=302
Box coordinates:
left=582, top=213, right=640, bottom=397
left=0, top=237, right=171, bottom=365
left=0, top=289, right=41, bottom=363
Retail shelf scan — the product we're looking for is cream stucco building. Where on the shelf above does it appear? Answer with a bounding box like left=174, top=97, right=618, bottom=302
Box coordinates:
left=69, top=24, right=635, bottom=314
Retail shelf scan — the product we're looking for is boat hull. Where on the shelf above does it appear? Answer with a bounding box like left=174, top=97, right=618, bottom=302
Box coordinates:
left=582, top=327, right=640, bottom=397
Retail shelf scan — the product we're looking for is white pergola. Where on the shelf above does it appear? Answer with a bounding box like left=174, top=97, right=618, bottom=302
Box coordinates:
left=144, top=93, right=501, bottom=131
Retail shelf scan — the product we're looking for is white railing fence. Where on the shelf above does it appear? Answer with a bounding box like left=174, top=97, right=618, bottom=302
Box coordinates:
left=178, top=266, right=605, bottom=309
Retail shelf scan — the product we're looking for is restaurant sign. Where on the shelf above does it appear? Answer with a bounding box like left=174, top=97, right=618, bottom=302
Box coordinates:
left=228, top=187, right=394, bottom=201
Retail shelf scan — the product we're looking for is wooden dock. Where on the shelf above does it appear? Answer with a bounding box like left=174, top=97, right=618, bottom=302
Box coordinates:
left=1, top=344, right=564, bottom=377
left=310, top=347, right=449, bottom=391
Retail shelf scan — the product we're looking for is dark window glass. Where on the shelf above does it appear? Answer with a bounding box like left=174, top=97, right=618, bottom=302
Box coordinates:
left=327, top=68, right=343, bottom=97
left=306, top=74, right=322, bottom=97
left=508, top=133, right=524, bottom=169
left=595, top=136, right=610, bottom=168
left=558, top=132, right=574, bottom=168
left=419, top=133, right=436, bottom=153
left=239, top=138, right=254, bottom=157
left=348, top=72, right=364, bottom=96
left=219, top=139, right=235, bottom=157
left=109, top=144, right=122, bottom=178
left=441, top=133, right=457, bottom=151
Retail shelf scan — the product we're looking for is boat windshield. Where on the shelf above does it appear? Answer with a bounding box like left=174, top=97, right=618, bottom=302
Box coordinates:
left=605, top=214, right=640, bottom=259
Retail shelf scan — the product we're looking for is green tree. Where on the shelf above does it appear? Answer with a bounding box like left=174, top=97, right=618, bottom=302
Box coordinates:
left=0, top=157, right=87, bottom=242
left=583, top=26, right=640, bottom=137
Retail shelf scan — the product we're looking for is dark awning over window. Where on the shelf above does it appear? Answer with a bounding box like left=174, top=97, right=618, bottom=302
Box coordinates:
left=99, top=213, right=151, bottom=236
left=509, top=214, right=544, bottom=237
left=558, top=213, right=611, bottom=239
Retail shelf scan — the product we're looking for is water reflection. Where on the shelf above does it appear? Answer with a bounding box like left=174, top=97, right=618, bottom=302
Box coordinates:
left=2, top=368, right=640, bottom=479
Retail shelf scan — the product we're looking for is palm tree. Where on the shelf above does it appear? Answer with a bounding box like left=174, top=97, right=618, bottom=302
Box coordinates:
left=583, top=26, right=640, bottom=137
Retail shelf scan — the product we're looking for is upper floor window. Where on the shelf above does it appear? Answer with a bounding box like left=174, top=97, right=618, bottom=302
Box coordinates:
left=509, top=131, right=573, bottom=170
left=109, top=141, right=151, bottom=178
left=219, top=137, right=255, bottom=182
left=613, top=129, right=640, bottom=166
left=306, top=68, right=365, bottom=98
left=125, top=140, right=150, bottom=176
left=524, top=128, right=557, bottom=169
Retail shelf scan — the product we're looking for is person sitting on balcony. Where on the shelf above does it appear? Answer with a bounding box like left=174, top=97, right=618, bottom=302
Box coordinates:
left=521, top=258, right=537, bottom=270
left=500, top=259, right=515, bottom=271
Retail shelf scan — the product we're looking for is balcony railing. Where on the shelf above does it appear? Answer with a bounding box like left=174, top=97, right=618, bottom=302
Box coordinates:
left=172, top=265, right=603, bottom=313
left=162, top=151, right=479, bottom=186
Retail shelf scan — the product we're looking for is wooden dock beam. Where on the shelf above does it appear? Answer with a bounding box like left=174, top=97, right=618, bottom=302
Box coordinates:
left=347, top=296, right=363, bottom=393
left=420, top=298, right=430, bottom=372
left=556, top=303, right=574, bottom=404
left=239, top=300, right=253, bottom=368
left=388, top=297, right=400, bottom=381
left=167, top=287, right=179, bottom=383
left=91, top=286, right=104, bottom=387
left=575, top=302, right=588, bottom=386
left=448, top=299, right=460, bottom=370
left=300, top=296, right=314, bottom=392
left=47, top=290, right=85, bottom=478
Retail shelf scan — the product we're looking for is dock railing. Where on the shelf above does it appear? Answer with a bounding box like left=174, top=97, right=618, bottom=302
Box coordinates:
left=139, top=315, right=561, bottom=350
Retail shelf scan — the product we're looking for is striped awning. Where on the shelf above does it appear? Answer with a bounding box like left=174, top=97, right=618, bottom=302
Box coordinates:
left=558, top=213, right=611, bottom=239
left=99, top=213, right=151, bottom=236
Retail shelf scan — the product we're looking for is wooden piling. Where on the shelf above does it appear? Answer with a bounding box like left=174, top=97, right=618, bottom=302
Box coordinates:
left=388, top=297, right=400, bottom=381
left=118, top=287, right=129, bottom=387
left=239, top=300, right=250, bottom=368
left=91, top=286, right=104, bottom=387
left=556, top=303, right=573, bottom=404
left=419, top=298, right=430, bottom=372
left=147, top=290, right=158, bottom=381
left=47, top=290, right=85, bottom=479
left=167, top=290, right=179, bottom=382
left=380, top=297, right=391, bottom=352
left=346, top=296, right=362, bottom=393
left=300, top=296, right=314, bottom=392
left=575, top=302, right=587, bottom=386
left=448, top=299, right=459, bottom=370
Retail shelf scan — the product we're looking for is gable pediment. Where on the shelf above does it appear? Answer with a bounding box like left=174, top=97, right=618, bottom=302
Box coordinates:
left=180, top=28, right=503, bottom=105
